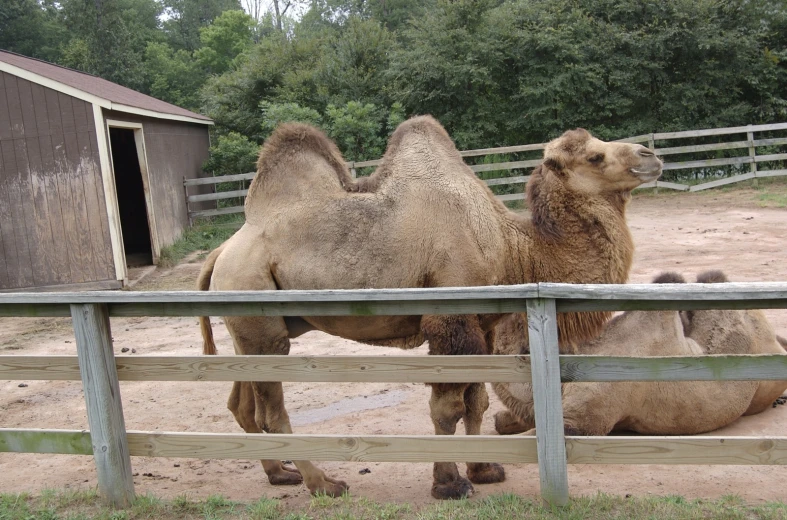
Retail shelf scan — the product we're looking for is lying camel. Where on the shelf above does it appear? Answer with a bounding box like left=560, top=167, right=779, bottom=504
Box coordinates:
left=493, top=271, right=787, bottom=436
left=197, top=116, right=662, bottom=499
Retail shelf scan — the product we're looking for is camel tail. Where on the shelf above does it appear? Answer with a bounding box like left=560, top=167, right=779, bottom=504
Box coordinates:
left=197, top=244, right=225, bottom=356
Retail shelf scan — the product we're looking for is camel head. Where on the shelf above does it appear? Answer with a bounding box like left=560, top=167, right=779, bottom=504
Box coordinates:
left=541, top=128, right=662, bottom=193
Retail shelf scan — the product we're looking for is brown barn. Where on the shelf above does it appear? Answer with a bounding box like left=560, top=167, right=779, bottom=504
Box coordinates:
left=0, top=51, right=213, bottom=291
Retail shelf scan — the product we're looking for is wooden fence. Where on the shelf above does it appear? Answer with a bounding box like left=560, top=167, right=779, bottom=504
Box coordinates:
left=185, top=122, right=787, bottom=219
left=2, top=283, right=787, bottom=507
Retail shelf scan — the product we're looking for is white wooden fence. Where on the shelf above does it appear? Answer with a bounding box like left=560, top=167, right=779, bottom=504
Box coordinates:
left=185, top=122, right=787, bottom=219
left=2, top=283, right=787, bottom=507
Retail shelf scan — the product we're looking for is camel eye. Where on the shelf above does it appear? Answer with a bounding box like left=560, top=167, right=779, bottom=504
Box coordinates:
left=588, top=153, right=604, bottom=164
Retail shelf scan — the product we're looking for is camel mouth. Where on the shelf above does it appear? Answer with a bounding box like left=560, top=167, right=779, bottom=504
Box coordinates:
left=630, top=167, right=662, bottom=182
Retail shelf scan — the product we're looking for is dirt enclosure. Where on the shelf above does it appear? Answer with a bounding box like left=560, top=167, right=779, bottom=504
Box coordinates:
left=1, top=187, right=786, bottom=506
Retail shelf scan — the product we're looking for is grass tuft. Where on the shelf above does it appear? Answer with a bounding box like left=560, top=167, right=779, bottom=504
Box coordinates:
left=158, top=214, right=244, bottom=268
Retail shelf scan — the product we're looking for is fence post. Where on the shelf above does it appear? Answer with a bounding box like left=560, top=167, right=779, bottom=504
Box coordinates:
left=527, top=298, right=569, bottom=506
left=747, top=127, right=758, bottom=188
left=350, top=161, right=357, bottom=179
left=648, top=133, right=658, bottom=193
left=71, top=303, right=135, bottom=508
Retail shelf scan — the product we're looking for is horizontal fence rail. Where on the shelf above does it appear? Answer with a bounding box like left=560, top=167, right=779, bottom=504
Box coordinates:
left=186, top=122, right=787, bottom=219
left=2, top=283, right=787, bottom=507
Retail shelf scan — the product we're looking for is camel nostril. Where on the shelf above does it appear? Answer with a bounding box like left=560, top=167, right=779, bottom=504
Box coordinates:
left=638, top=149, right=655, bottom=158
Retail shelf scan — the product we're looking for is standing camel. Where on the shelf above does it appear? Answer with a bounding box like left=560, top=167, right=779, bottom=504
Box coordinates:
left=197, top=116, right=662, bottom=499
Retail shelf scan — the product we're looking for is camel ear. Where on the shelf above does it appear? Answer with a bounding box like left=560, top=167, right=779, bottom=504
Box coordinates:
left=651, top=272, right=686, bottom=284
left=696, top=270, right=729, bottom=283
left=543, top=156, right=564, bottom=172
left=542, top=128, right=590, bottom=172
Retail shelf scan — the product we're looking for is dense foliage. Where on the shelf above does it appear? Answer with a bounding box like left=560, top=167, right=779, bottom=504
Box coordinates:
left=3, top=0, right=786, bottom=174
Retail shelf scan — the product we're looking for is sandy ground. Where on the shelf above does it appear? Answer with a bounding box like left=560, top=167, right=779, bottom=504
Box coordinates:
left=1, top=187, right=786, bottom=506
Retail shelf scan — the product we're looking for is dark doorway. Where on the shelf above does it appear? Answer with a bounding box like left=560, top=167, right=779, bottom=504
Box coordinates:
left=109, top=127, right=153, bottom=267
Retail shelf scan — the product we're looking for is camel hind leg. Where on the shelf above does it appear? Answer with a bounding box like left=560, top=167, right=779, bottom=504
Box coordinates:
left=224, top=314, right=349, bottom=497
left=227, top=381, right=302, bottom=485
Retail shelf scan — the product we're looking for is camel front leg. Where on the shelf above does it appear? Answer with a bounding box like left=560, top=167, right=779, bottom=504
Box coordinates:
left=429, top=383, right=475, bottom=499
left=422, top=314, right=502, bottom=499
left=463, top=383, right=505, bottom=483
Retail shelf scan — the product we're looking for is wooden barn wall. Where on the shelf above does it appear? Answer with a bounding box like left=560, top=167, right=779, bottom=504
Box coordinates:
left=102, top=111, right=210, bottom=249
left=0, top=72, right=115, bottom=290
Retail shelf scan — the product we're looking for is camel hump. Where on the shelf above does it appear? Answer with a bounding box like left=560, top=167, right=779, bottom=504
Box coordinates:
left=696, top=270, right=729, bottom=283
left=256, top=122, right=351, bottom=183
left=245, top=123, right=354, bottom=218
left=651, top=272, right=686, bottom=284
left=383, top=115, right=462, bottom=166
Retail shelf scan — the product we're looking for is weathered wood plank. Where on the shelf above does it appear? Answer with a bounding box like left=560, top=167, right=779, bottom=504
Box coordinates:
left=753, top=137, right=787, bottom=148
left=35, top=134, right=71, bottom=285
left=125, top=431, right=537, bottom=463
left=184, top=172, right=255, bottom=186
left=5, top=74, right=25, bottom=139
left=77, top=130, right=112, bottom=280
left=540, top=281, right=787, bottom=301
left=0, top=143, right=17, bottom=289
left=484, top=175, right=529, bottom=186
left=71, top=303, right=135, bottom=507
left=470, top=160, right=540, bottom=173
left=63, top=131, right=98, bottom=282
left=560, top=354, right=787, bottom=382
left=688, top=173, right=756, bottom=192
left=0, top=282, right=785, bottom=316
left=0, top=73, right=12, bottom=141
left=653, top=122, right=787, bottom=140
left=24, top=136, right=59, bottom=286
left=527, top=298, right=568, bottom=506
left=497, top=193, right=526, bottom=202
left=0, top=280, right=121, bottom=294
left=30, top=83, right=50, bottom=137
left=0, top=354, right=532, bottom=383
left=655, top=140, right=749, bottom=156
left=188, top=188, right=248, bottom=203
left=654, top=181, right=690, bottom=191
left=5, top=353, right=786, bottom=384
left=755, top=169, right=787, bottom=178
left=16, top=77, right=37, bottom=138
left=51, top=122, right=83, bottom=284
left=0, top=429, right=93, bottom=455
left=663, top=155, right=752, bottom=171
left=755, top=153, right=787, bottom=163
left=189, top=205, right=245, bottom=218
left=0, top=139, right=34, bottom=288
left=460, top=143, right=546, bottom=157
left=566, top=436, right=787, bottom=465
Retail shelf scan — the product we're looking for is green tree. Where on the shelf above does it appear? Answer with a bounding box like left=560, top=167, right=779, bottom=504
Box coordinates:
left=195, top=9, right=256, bottom=75
left=0, top=0, right=67, bottom=62
left=203, top=131, right=259, bottom=175
left=59, top=0, right=162, bottom=91
left=162, top=0, right=243, bottom=51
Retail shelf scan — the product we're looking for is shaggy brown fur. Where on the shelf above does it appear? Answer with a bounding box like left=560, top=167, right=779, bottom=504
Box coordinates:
left=197, top=115, right=662, bottom=499
left=493, top=271, right=787, bottom=436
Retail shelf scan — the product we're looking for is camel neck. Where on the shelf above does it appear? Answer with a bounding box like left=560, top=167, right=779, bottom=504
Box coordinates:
left=506, top=182, right=634, bottom=287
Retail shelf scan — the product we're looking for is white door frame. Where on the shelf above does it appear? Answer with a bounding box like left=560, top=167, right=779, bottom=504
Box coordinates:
left=105, top=119, right=161, bottom=266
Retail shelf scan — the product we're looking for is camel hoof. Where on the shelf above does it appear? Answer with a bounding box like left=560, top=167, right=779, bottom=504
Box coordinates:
left=308, top=476, right=349, bottom=497
left=467, top=462, right=505, bottom=484
left=494, top=411, right=529, bottom=435
left=431, top=477, right=474, bottom=500
left=267, top=467, right=303, bottom=486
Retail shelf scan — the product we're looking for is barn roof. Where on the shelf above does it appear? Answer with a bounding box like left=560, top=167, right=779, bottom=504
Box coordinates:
left=0, top=50, right=213, bottom=126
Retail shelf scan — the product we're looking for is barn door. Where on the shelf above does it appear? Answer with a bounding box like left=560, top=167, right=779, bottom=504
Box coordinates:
left=105, top=120, right=160, bottom=268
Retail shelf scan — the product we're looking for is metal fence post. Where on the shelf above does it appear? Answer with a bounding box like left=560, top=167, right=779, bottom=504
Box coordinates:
left=71, top=303, right=135, bottom=508
left=527, top=298, right=569, bottom=506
